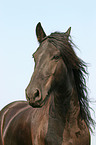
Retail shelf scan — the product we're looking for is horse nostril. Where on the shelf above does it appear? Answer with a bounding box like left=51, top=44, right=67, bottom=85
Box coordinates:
left=26, top=88, right=41, bottom=103
left=33, top=89, right=41, bottom=101
left=33, top=89, right=39, bottom=98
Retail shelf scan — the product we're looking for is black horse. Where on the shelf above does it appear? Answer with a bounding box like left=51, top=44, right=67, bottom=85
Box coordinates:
left=0, top=22, right=94, bottom=145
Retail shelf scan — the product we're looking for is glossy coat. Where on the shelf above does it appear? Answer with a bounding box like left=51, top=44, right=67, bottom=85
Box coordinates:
left=0, top=22, right=94, bottom=145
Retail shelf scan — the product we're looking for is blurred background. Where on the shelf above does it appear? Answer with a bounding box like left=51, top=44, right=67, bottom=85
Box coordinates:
left=0, top=0, right=96, bottom=144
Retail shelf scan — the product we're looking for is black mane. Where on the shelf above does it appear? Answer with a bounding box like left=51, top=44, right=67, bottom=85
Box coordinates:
left=45, top=32, right=95, bottom=132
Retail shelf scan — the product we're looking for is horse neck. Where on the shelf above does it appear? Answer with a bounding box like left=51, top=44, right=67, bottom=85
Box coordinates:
left=50, top=70, right=80, bottom=124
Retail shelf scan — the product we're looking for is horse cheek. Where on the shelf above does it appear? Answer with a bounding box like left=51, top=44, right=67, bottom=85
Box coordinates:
left=54, top=61, right=67, bottom=83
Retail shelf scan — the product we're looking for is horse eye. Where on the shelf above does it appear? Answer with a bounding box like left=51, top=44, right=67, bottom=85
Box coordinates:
left=52, top=55, right=60, bottom=60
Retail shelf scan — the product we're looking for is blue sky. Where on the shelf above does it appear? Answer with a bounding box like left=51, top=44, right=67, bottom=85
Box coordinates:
left=0, top=0, right=96, bottom=144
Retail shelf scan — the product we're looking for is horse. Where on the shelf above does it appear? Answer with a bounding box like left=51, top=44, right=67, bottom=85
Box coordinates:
left=0, top=22, right=94, bottom=145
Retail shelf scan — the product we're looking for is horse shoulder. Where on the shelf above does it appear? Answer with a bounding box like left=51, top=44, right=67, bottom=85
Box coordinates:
left=0, top=101, right=32, bottom=145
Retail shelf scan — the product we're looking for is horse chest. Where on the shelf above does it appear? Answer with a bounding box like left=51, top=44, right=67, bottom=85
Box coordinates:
left=31, top=111, right=49, bottom=145
left=31, top=114, right=64, bottom=145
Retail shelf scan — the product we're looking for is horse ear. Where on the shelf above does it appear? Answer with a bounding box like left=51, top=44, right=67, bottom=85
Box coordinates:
left=65, top=27, right=71, bottom=37
left=36, top=22, right=46, bottom=43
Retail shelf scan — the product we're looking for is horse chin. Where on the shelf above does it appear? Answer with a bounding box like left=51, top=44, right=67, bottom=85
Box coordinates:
left=29, top=93, right=50, bottom=108
left=30, top=102, right=43, bottom=108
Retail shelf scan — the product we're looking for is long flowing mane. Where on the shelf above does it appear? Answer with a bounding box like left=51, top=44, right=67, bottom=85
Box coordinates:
left=42, top=32, right=95, bottom=132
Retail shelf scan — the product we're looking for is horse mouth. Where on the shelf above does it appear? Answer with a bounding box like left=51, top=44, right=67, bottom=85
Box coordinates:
left=29, top=93, right=50, bottom=108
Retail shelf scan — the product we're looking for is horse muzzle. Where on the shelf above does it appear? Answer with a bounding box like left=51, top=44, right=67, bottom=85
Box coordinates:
left=26, top=88, right=43, bottom=107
